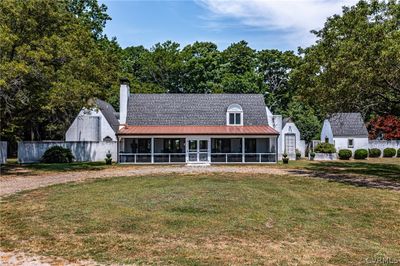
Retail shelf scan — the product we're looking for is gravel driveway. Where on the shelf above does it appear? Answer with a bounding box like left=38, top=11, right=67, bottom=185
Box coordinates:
left=0, top=165, right=295, bottom=197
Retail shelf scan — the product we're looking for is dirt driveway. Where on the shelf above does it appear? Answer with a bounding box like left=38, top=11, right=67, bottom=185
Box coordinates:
left=0, top=165, right=297, bottom=197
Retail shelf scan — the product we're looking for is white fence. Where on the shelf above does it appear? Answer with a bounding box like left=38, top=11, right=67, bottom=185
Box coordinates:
left=18, top=141, right=117, bottom=163
left=0, top=141, right=7, bottom=164
left=368, top=140, right=400, bottom=150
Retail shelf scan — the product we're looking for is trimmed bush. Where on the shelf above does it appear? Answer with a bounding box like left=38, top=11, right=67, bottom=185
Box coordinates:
left=368, top=148, right=381, bottom=158
left=338, top=149, right=352, bottom=160
left=354, top=149, right=368, bottom=159
left=314, top=143, right=336, bottom=153
left=295, top=149, right=301, bottom=160
left=398, top=148, right=400, bottom=158
left=383, top=148, right=396, bottom=158
left=41, top=146, right=74, bottom=163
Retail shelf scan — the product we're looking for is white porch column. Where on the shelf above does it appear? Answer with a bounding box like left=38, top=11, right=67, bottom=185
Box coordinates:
left=151, top=137, right=154, bottom=163
left=242, top=137, right=245, bottom=163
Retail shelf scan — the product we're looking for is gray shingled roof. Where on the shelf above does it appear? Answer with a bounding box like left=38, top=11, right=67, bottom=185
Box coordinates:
left=328, top=113, right=368, bottom=137
left=95, top=99, right=119, bottom=132
left=126, top=94, right=269, bottom=126
left=282, top=117, right=293, bottom=128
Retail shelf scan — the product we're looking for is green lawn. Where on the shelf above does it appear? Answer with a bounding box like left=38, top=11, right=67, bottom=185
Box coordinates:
left=279, top=158, right=400, bottom=180
left=1, top=173, right=399, bottom=265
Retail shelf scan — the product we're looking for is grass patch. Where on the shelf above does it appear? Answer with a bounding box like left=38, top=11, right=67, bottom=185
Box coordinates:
left=1, top=161, right=111, bottom=176
left=275, top=158, right=400, bottom=180
left=1, top=173, right=399, bottom=264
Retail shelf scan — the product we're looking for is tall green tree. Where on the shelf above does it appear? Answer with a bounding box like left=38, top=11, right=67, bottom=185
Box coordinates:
left=257, top=49, right=300, bottom=113
left=181, top=42, right=221, bottom=93
left=0, top=0, right=121, bottom=142
left=138, top=41, right=183, bottom=93
left=295, top=0, right=400, bottom=117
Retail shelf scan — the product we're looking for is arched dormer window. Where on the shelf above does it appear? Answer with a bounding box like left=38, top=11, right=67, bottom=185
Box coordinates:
left=226, top=104, right=243, bottom=126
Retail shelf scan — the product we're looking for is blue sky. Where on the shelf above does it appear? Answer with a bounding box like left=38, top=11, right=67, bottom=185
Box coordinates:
left=100, top=0, right=358, bottom=51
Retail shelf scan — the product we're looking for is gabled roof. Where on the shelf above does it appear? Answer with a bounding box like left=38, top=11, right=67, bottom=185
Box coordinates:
left=126, top=94, right=269, bottom=126
left=95, top=99, right=119, bottom=132
left=282, top=117, right=294, bottom=128
left=328, top=113, right=368, bottom=137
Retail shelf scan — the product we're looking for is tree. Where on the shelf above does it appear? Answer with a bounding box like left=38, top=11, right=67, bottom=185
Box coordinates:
left=295, top=0, right=400, bottom=117
left=367, top=115, right=400, bottom=139
left=181, top=42, right=221, bottom=93
left=257, top=49, right=300, bottom=113
left=221, top=40, right=255, bottom=75
left=137, top=41, right=183, bottom=93
left=0, top=0, right=121, bottom=143
left=282, top=99, right=321, bottom=143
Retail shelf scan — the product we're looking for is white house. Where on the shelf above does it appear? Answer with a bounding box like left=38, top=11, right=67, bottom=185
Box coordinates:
left=320, top=113, right=369, bottom=152
left=65, top=99, right=119, bottom=142
left=65, top=79, right=308, bottom=164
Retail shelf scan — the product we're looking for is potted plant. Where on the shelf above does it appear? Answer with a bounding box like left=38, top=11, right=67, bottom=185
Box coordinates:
left=282, top=153, right=289, bottom=164
left=310, top=152, right=315, bottom=161
left=105, top=151, right=112, bottom=165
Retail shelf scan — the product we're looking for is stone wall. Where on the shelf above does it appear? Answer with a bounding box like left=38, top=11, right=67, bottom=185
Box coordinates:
left=0, top=141, right=7, bottom=164
left=18, top=141, right=117, bottom=163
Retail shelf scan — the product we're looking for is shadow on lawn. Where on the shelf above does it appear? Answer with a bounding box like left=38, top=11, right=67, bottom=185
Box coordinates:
left=289, top=160, right=400, bottom=191
left=0, top=161, right=108, bottom=176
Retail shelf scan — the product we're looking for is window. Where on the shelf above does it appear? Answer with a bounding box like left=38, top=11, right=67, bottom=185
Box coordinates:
left=227, top=104, right=243, bottom=125
left=348, top=139, right=354, bottom=148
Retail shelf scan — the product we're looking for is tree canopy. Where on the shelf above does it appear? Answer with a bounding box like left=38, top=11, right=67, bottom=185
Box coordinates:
left=295, top=0, right=400, bottom=117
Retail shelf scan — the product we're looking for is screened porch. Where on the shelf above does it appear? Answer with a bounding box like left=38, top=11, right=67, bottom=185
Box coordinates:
left=118, top=136, right=277, bottom=164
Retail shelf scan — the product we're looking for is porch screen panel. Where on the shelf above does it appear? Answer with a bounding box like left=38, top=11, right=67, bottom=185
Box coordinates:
left=211, top=138, right=242, bottom=162
left=154, top=138, right=185, bottom=163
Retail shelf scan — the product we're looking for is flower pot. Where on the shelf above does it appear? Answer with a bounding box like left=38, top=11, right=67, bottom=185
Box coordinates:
left=282, top=158, right=289, bottom=164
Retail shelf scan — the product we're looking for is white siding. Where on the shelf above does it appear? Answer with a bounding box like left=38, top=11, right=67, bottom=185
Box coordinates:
left=65, top=109, right=117, bottom=141
left=333, top=137, right=369, bottom=152
left=281, top=122, right=302, bottom=160
left=320, top=119, right=334, bottom=143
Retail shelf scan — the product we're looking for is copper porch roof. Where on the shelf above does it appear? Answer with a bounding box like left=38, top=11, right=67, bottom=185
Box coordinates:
left=117, top=125, right=279, bottom=135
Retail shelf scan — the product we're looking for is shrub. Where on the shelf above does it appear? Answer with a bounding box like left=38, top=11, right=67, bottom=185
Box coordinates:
left=314, top=143, right=336, bottom=153
left=354, top=149, right=368, bottom=159
left=338, top=149, right=352, bottom=160
left=105, top=150, right=112, bottom=165
left=398, top=148, right=400, bottom=158
left=41, top=146, right=74, bottom=163
left=295, top=149, right=301, bottom=160
left=368, top=148, right=381, bottom=158
left=383, top=148, right=396, bottom=158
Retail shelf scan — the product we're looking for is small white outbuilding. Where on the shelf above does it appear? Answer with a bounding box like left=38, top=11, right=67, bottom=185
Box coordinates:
left=320, top=113, right=369, bottom=152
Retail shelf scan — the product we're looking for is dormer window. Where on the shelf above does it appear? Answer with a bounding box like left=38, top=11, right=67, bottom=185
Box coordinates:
left=227, top=104, right=243, bottom=126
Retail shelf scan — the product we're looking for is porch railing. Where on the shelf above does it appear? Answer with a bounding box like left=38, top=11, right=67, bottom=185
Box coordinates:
left=119, top=152, right=276, bottom=163
left=211, top=153, right=276, bottom=163
left=119, top=153, right=186, bottom=163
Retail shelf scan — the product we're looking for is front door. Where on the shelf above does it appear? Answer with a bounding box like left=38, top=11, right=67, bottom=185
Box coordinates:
left=285, top=134, right=296, bottom=154
left=186, top=138, right=210, bottom=163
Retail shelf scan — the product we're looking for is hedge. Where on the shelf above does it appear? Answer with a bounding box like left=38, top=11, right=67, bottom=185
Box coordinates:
left=354, top=149, right=368, bottom=159
left=314, top=143, right=336, bottom=153
left=398, top=148, right=400, bottom=158
left=338, top=149, right=352, bottom=160
left=368, top=148, right=381, bottom=158
left=383, top=148, right=396, bottom=158
left=41, top=146, right=74, bottom=163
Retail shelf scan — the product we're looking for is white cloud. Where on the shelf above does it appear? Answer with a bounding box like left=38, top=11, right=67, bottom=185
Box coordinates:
left=197, top=0, right=359, bottom=48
